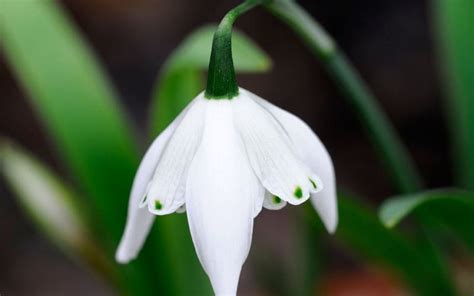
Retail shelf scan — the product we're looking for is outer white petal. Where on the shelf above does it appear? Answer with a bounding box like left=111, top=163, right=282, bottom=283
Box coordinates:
left=116, top=104, right=186, bottom=263
left=249, top=90, right=338, bottom=233
left=186, top=99, right=263, bottom=296
left=263, top=190, right=287, bottom=210
left=233, top=90, right=322, bottom=206
left=146, top=95, right=206, bottom=215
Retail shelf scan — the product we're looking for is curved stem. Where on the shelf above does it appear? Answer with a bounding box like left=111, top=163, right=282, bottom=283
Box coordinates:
left=265, top=0, right=423, bottom=193
left=205, top=0, right=266, bottom=99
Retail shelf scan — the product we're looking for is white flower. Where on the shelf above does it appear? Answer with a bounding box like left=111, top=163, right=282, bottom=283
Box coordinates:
left=116, top=88, right=338, bottom=295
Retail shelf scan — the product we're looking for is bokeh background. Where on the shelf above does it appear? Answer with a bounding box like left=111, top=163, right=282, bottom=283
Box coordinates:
left=0, top=0, right=458, bottom=295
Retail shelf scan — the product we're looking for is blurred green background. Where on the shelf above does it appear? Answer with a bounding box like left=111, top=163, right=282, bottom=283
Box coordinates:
left=1, top=0, right=473, bottom=295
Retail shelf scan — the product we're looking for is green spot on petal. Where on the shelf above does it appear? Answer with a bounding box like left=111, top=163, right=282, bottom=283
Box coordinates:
left=309, top=178, right=317, bottom=189
left=294, top=186, right=303, bottom=199
left=154, top=200, right=163, bottom=210
left=272, top=195, right=282, bottom=204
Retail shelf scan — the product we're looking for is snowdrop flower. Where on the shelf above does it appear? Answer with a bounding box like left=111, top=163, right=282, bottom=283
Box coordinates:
left=117, top=1, right=337, bottom=295
left=116, top=88, right=337, bottom=294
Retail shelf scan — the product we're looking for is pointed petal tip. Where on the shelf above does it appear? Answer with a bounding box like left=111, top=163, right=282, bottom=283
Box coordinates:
left=310, top=192, right=338, bottom=234
left=115, top=245, right=136, bottom=264
left=325, top=215, right=338, bottom=234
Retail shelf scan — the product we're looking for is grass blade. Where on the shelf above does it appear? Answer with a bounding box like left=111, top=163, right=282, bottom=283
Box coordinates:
left=0, top=140, right=118, bottom=288
left=0, top=1, right=169, bottom=294
left=433, top=0, right=474, bottom=189
left=338, top=194, right=455, bottom=296
left=380, top=189, right=474, bottom=253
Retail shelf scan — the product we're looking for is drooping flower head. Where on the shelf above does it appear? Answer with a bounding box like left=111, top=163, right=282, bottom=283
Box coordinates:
left=116, top=1, right=337, bottom=295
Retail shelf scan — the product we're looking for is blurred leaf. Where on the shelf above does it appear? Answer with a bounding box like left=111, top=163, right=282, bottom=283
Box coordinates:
left=434, top=0, right=474, bottom=189
left=1, top=140, right=90, bottom=256
left=150, top=67, right=204, bottom=136
left=337, top=194, right=455, bottom=296
left=379, top=189, right=474, bottom=252
left=0, top=140, right=117, bottom=284
left=146, top=25, right=273, bottom=295
left=0, top=1, right=167, bottom=294
left=1, top=0, right=135, bottom=245
left=150, top=25, right=272, bottom=135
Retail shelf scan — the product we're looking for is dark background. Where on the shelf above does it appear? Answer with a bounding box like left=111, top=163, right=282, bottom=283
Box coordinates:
left=0, top=0, right=450, bottom=294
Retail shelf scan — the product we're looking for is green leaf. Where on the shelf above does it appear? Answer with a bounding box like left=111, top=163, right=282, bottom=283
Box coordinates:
left=0, top=1, right=168, bottom=294
left=434, top=0, right=474, bottom=188
left=146, top=25, right=272, bottom=295
left=337, top=194, right=455, bottom=296
left=379, top=189, right=474, bottom=252
left=1, top=141, right=90, bottom=256
left=0, top=140, right=120, bottom=284
left=149, top=25, right=272, bottom=135
left=0, top=0, right=136, bottom=245
left=150, top=67, right=204, bottom=136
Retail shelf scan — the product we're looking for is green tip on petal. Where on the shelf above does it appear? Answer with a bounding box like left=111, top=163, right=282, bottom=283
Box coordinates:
left=272, top=195, right=282, bottom=204
left=309, top=178, right=317, bottom=189
left=294, top=186, right=303, bottom=199
left=154, top=200, right=163, bottom=211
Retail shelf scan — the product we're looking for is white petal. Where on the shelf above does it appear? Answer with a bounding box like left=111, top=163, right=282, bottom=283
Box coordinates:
left=116, top=108, right=182, bottom=263
left=186, top=99, right=263, bottom=295
left=250, top=91, right=338, bottom=233
left=146, top=95, right=206, bottom=215
left=233, top=90, right=322, bottom=206
left=263, top=190, right=287, bottom=210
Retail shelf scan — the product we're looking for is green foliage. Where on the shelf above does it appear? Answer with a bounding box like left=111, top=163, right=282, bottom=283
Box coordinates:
left=0, top=1, right=164, bottom=294
left=0, top=0, right=137, bottom=245
left=1, top=141, right=90, bottom=256
left=0, top=141, right=116, bottom=284
left=434, top=0, right=474, bottom=189
left=380, top=189, right=474, bottom=253
left=338, top=195, right=455, bottom=296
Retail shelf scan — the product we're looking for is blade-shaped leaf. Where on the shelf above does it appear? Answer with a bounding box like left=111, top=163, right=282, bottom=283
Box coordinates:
left=1, top=140, right=90, bottom=256
left=379, top=189, right=474, bottom=252
left=0, top=1, right=168, bottom=294
left=0, top=140, right=116, bottom=284
left=150, top=67, right=204, bottom=136
left=434, top=0, right=474, bottom=189
left=0, top=0, right=136, bottom=244
left=147, top=25, right=272, bottom=295
left=337, top=194, right=455, bottom=296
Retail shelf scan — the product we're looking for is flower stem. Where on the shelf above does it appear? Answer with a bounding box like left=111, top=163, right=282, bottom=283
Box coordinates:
left=265, top=0, right=422, bottom=193
left=205, top=0, right=267, bottom=99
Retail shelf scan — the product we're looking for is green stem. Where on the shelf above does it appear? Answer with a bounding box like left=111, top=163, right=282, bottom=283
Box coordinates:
left=265, top=0, right=422, bottom=193
left=205, top=0, right=266, bottom=99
